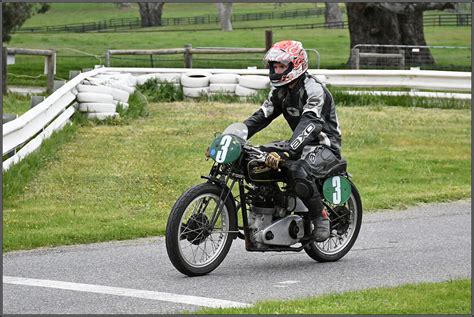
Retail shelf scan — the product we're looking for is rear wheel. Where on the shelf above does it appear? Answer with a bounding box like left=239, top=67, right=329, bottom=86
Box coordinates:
left=304, top=185, right=362, bottom=262
left=166, top=183, right=236, bottom=276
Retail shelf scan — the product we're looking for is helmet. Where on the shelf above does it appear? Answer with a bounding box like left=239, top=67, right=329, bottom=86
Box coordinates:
left=264, top=40, right=308, bottom=87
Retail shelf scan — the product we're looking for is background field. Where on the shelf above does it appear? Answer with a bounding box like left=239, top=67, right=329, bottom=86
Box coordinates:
left=5, top=3, right=471, bottom=87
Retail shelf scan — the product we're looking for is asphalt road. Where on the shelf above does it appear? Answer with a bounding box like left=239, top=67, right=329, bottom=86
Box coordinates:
left=3, top=200, right=471, bottom=314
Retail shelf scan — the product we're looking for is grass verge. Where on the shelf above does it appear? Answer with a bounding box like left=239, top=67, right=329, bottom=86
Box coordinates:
left=193, top=279, right=471, bottom=314
left=3, top=101, right=470, bottom=251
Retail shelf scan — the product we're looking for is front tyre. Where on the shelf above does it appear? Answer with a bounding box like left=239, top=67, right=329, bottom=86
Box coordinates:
left=166, top=183, right=236, bottom=276
left=304, top=185, right=363, bottom=262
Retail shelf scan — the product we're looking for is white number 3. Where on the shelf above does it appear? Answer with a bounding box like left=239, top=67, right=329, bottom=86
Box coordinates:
left=216, top=135, right=232, bottom=163
left=332, top=176, right=341, bottom=204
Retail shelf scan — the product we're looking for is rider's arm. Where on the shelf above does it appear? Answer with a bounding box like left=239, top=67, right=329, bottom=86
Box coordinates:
left=287, top=77, right=326, bottom=156
left=243, top=88, right=282, bottom=139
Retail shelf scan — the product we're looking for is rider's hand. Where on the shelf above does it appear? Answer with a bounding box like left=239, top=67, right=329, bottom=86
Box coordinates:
left=205, top=146, right=210, bottom=159
left=265, top=152, right=283, bottom=170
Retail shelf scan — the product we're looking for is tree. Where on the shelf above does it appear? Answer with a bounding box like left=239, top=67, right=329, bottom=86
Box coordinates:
left=325, top=3, right=343, bottom=28
left=216, top=3, right=233, bottom=31
left=2, top=3, right=50, bottom=42
left=138, top=3, right=165, bottom=27
left=346, top=2, right=455, bottom=68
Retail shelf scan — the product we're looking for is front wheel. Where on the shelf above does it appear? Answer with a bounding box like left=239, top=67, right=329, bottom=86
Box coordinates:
left=165, top=182, right=236, bottom=276
left=304, top=184, right=363, bottom=262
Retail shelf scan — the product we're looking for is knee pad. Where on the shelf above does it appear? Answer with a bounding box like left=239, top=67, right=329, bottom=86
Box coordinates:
left=286, top=160, right=317, bottom=199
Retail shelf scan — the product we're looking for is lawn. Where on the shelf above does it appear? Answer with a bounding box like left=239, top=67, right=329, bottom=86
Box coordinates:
left=3, top=101, right=470, bottom=251
left=195, top=279, right=471, bottom=314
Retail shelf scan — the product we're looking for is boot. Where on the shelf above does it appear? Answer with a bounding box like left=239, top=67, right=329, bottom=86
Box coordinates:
left=312, top=208, right=330, bottom=242
left=302, top=194, right=330, bottom=242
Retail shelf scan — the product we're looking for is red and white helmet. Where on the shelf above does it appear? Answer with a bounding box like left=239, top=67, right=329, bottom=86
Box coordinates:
left=263, top=40, right=308, bottom=87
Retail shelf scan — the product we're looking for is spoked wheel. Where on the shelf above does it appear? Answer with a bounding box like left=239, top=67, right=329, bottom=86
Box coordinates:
left=166, top=183, right=236, bottom=276
left=304, top=185, right=363, bottom=262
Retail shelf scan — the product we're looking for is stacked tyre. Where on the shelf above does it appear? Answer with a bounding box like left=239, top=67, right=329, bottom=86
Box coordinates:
left=236, top=75, right=270, bottom=99
left=180, top=71, right=212, bottom=98
left=209, top=73, right=240, bottom=96
left=76, top=83, right=130, bottom=120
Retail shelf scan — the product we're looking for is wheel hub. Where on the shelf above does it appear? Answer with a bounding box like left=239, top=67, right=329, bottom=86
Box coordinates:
left=330, top=206, right=351, bottom=235
left=185, top=213, right=210, bottom=245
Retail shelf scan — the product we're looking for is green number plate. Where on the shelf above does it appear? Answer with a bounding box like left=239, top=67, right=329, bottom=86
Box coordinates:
left=323, top=176, right=351, bottom=205
left=209, top=134, right=242, bottom=164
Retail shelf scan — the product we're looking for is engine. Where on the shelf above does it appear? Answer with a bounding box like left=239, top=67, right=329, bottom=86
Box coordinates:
left=247, top=184, right=305, bottom=248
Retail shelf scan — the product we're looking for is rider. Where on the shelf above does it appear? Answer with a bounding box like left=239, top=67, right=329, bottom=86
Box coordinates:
left=243, top=40, right=343, bottom=242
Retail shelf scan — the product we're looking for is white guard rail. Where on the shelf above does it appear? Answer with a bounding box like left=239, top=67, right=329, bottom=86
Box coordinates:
left=3, top=67, right=471, bottom=171
left=3, top=68, right=107, bottom=171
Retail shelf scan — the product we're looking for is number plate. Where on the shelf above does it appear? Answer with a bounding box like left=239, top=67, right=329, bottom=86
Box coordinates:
left=322, top=176, right=351, bottom=205
left=209, top=134, right=242, bottom=164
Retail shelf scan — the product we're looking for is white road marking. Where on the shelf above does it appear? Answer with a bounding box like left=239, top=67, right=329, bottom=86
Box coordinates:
left=277, top=280, right=300, bottom=285
left=3, top=276, right=251, bottom=308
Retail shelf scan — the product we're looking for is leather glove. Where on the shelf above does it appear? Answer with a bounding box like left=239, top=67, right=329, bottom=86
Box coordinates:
left=205, top=146, right=210, bottom=159
left=265, top=152, right=284, bottom=170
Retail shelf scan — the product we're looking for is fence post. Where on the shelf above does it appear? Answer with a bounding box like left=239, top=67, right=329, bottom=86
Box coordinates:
left=352, top=48, right=360, bottom=69
left=106, top=50, right=110, bottom=67
left=46, top=50, right=56, bottom=94
left=2, top=46, right=7, bottom=94
left=184, top=44, right=193, bottom=68
left=265, top=30, right=273, bottom=51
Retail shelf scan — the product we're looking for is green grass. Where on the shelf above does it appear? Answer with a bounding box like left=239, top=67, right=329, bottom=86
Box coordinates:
left=3, top=101, right=470, bottom=251
left=20, top=3, right=328, bottom=27
left=2, top=93, right=33, bottom=115
left=6, top=6, right=471, bottom=86
left=194, top=279, right=471, bottom=314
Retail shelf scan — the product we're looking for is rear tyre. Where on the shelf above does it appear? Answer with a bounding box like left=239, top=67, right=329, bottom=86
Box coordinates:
left=166, top=183, right=236, bottom=276
left=304, top=185, right=362, bottom=262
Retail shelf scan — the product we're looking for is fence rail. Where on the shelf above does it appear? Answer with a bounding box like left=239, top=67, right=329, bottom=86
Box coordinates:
left=15, top=11, right=470, bottom=34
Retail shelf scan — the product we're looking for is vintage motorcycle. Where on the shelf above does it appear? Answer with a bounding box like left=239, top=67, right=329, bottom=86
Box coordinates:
left=165, top=123, right=362, bottom=276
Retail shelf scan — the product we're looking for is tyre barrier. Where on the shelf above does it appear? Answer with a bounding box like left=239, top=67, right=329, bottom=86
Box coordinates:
left=86, top=112, right=119, bottom=120
left=78, top=103, right=117, bottom=113
left=209, top=73, right=240, bottom=84
left=238, top=75, right=270, bottom=90
left=77, top=92, right=114, bottom=104
left=235, top=85, right=258, bottom=97
left=183, top=86, right=210, bottom=98
left=209, top=83, right=237, bottom=93
left=181, top=71, right=212, bottom=88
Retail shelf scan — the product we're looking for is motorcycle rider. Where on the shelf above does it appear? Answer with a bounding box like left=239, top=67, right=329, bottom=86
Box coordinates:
left=243, top=40, right=343, bottom=242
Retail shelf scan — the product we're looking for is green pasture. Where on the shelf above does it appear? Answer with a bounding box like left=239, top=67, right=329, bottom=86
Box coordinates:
left=20, top=3, right=331, bottom=27
left=194, top=279, right=471, bottom=314
left=3, top=99, right=470, bottom=251
left=5, top=2, right=471, bottom=86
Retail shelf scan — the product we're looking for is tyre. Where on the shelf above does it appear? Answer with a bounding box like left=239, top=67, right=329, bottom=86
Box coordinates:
left=181, top=71, right=212, bottom=88
left=76, top=84, right=113, bottom=95
left=78, top=103, right=116, bottom=113
left=114, top=101, right=129, bottom=110
left=238, top=75, right=270, bottom=89
left=235, top=84, right=258, bottom=97
left=210, top=73, right=240, bottom=84
left=304, top=184, right=363, bottom=262
left=183, top=86, right=209, bottom=98
left=86, top=112, right=119, bottom=120
left=77, top=92, right=114, bottom=104
left=166, top=183, right=237, bottom=276
left=209, top=83, right=237, bottom=93
left=110, top=87, right=129, bottom=103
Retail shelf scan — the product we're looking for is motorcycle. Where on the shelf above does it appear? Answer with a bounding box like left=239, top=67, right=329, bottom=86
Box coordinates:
left=165, top=123, right=363, bottom=276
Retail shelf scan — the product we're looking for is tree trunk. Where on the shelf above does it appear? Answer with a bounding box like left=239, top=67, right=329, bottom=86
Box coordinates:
left=325, top=3, right=343, bottom=28
left=138, top=3, right=165, bottom=27
left=216, top=3, right=233, bottom=31
left=346, top=2, right=455, bottom=68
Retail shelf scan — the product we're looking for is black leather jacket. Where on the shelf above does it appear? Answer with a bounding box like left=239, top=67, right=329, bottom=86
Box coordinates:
left=243, top=72, right=342, bottom=158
